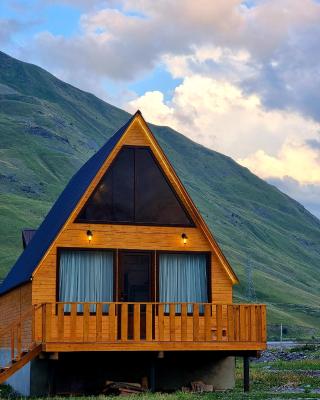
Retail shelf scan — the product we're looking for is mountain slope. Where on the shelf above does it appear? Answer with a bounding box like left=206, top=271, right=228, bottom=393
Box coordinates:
left=0, top=51, right=319, bottom=336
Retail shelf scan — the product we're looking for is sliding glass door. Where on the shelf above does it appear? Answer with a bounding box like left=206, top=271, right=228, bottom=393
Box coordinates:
left=58, top=249, right=209, bottom=313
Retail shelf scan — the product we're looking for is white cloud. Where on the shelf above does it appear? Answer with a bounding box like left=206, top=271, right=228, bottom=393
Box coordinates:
left=128, top=74, right=320, bottom=194
left=128, top=75, right=319, bottom=155
left=5, top=0, right=320, bottom=217
left=239, top=141, right=320, bottom=185
left=19, top=0, right=320, bottom=123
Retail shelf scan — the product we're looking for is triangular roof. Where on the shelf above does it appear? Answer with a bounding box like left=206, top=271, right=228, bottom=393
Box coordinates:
left=0, top=111, right=238, bottom=295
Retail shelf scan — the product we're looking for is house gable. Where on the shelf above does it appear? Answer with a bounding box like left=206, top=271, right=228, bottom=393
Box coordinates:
left=0, top=111, right=238, bottom=299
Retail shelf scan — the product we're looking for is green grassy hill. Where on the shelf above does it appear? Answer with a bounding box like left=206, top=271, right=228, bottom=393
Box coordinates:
left=0, top=51, right=319, bottom=336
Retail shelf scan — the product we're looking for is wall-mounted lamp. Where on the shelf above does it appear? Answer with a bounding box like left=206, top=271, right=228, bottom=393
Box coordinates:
left=87, top=230, right=93, bottom=243
left=181, top=233, right=188, bottom=245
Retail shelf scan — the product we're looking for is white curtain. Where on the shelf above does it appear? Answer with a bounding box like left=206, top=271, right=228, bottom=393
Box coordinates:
left=59, top=250, right=113, bottom=312
left=159, top=253, right=208, bottom=312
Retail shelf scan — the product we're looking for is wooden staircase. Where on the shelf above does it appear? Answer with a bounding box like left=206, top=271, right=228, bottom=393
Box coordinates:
left=0, top=308, right=42, bottom=385
left=0, top=345, right=42, bottom=384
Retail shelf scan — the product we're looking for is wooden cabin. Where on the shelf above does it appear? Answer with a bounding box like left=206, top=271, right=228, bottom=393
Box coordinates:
left=0, top=111, right=266, bottom=396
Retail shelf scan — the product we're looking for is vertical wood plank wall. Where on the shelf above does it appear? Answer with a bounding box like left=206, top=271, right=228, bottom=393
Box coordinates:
left=9, top=119, right=232, bottom=307
left=32, top=227, right=232, bottom=305
left=32, top=119, right=233, bottom=306
left=0, top=283, right=32, bottom=343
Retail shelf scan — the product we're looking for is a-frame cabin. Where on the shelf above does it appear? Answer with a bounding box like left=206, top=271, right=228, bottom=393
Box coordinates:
left=0, top=112, right=266, bottom=395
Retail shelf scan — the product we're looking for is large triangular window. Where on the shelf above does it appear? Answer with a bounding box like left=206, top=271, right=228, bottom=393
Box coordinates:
left=76, top=146, right=194, bottom=226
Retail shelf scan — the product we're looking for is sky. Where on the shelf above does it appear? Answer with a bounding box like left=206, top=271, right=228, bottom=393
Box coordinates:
left=1, top=0, right=320, bottom=218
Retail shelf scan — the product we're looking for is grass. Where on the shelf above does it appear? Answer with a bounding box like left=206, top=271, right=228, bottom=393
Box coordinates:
left=0, top=50, right=320, bottom=334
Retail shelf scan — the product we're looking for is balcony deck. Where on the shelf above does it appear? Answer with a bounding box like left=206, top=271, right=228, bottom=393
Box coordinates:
left=33, top=302, right=266, bottom=352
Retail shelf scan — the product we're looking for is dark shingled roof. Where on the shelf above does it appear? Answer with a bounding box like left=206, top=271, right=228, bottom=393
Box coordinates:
left=0, top=113, right=136, bottom=295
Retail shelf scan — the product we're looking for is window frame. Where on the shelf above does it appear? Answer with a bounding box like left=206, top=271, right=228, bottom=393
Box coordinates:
left=56, top=248, right=212, bottom=315
left=74, top=145, right=195, bottom=227
left=155, top=250, right=212, bottom=310
left=56, top=247, right=117, bottom=314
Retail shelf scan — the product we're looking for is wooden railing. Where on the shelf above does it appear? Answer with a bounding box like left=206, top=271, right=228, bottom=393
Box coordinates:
left=33, top=302, right=267, bottom=351
left=0, top=308, right=35, bottom=368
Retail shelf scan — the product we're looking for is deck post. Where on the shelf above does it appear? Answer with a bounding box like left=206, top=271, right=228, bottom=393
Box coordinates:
left=243, top=356, right=250, bottom=392
left=150, top=359, right=156, bottom=392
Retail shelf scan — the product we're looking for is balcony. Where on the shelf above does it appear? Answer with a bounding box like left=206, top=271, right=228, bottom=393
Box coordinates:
left=33, top=302, right=267, bottom=352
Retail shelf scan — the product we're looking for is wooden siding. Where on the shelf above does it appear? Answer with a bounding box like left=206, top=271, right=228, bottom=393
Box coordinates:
left=32, top=227, right=232, bottom=304
left=0, top=283, right=33, bottom=365
left=32, top=118, right=233, bottom=306
left=0, top=115, right=264, bottom=360
left=0, top=283, right=32, bottom=334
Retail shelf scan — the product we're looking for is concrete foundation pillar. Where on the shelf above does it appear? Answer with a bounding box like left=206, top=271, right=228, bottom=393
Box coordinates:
left=156, top=353, right=235, bottom=391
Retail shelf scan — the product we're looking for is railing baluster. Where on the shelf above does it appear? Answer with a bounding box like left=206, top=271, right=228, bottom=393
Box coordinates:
left=58, top=303, right=64, bottom=341
left=71, top=304, right=77, bottom=340
left=256, top=306, right=262, bottom=342
left=121, top=303, right=128, bottom=341
left=247, top=306, right=251, bottom=341
left=243, top=306, right=248, bottom=341
left=261, top=305, right=267, bottom=343
left=158, top=304, right=164, bottom=341
left=204, top=304, right=211, bottom=341
left=169, top=304, right=175, bottom=341
left=83, top=303, right=90, bottom=342
left=227, top=305, right=234, bottom=341
left=109, top=303, right=116, bottom=341
left=96, top=303, right=102, bottom=342
left=239, top=305, right=246, bottom=341
left=235, top=305, right=240, bottom=341
left=32, top=305, right=35, bottom=344
left=134, top=304, right=140, bottom=341
left=216, top=304, right=222, bottom=341
left=193, top=304, right=199, bottom=341
left=251, top=305, right=257, bottom=342
left=181, top=303, right=187, bottom=341
left=10, top=328, right=14, bottom=361
left=16, top=323, right=21, bottom=360
left=45, top=303, right=52, bottom=343
left=146, top=304, right=153, bottom=341
left=41, top=304, right=46, bottom=343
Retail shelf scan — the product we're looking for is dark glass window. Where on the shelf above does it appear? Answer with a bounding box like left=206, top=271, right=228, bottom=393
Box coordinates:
left=76, top=146, right=194, bottom=226
left=77, top=147, right=134, bottom=223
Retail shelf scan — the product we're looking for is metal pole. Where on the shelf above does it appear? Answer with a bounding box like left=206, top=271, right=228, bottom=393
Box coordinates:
left=243, top=356, right=250, bottom=392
